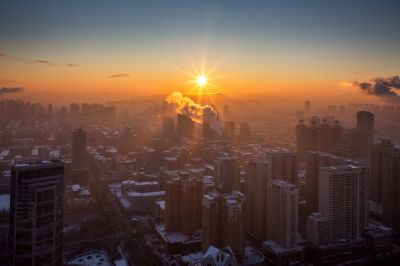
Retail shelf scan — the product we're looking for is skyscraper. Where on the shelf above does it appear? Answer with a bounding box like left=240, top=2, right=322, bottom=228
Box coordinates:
left=224, top=121, right=236, bottom=142
left=165, top=173, right=202, bottom=235
left=318, top=165, right=368, bottom=241
left=71, top=128, right=88, bottom=170
left=8, top=160, right=64, bottom=266
left=202, top=191, right=246, bottom=258
left=215, top=156, right=240, bottom=192
left=356, top=111, right=374, bottom=159
left=265, top=148, right=297, bottom=184
left=162, top=116, right=175, bottom=138
left=239, top=122, right=250, bottom=142
left=176, top=114, right=195, bottom=139
left=245, top=160, right=269, bottom=241
left=305, top=100, right=311, bottom=114
left=370, top=139, right=400, bottom=231
left=266, top=179, right=298, bottom=249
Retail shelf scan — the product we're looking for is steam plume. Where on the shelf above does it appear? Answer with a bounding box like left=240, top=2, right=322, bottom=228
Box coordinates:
left=165, top=91, right=216, bottom=124
left=0, top=87, right=24, bottom=95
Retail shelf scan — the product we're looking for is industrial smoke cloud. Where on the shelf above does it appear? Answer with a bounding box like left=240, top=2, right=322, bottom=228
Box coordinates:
left=165, top=91, right=215, bottom=123
left=165, top=91, right=222, bottom=135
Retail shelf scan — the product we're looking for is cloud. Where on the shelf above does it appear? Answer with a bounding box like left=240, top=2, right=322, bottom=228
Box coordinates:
left=354, top=76, right=400, bottom=96
left=27, top=60, right=55, bottom=66
left=0, top=87, right=24, bottom=95
left=108, top=73, right=130, bottom=78
left=0, top=53, right=6, bottom=57
left=27, top=60, right=80, bottom=68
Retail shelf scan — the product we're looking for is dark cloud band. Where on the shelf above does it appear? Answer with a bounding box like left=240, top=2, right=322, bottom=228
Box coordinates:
left=354, top=76, right=400, bottom=96
left=0, top=87, right=24, bottom=95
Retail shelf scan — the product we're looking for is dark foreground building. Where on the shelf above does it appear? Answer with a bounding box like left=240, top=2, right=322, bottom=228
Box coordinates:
left=8, top=160, right=64, bottom=266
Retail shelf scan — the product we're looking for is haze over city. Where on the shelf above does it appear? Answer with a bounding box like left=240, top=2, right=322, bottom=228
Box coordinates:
left=0, top=1, right=400, bottom=266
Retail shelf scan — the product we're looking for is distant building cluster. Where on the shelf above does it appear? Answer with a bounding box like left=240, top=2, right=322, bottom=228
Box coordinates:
left=0, top=98, right=400, bottom=265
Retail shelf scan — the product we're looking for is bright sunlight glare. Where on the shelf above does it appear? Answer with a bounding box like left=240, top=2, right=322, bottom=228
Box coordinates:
left=196, top=75, right=207, bottom=86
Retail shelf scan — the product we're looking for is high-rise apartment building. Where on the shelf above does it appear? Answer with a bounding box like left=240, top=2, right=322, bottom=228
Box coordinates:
left=239, top=122, right=250, bottom=142
left=71, top=128, right=88, bottom=170
left=307, top=212, right=332, bottom=246
left=319, top=165, right=368, bottom=241
left=215, top=156, right=240, bottom=192
left=296, top=119, right=343, bottom=162
left=370, top=139, right=400, bottom=231
left=356, top=111, right=374, bottom=159
left=165, top=172, right=202, bottom=235
left=305, top=151, right=347, bottom=212
left=202, top=191, right=246, bottom=258
left=8, top=160, right=64, bottom=266
left=265, top=148, right=297, bottom=184
left=162, top=116, right=175, bottom=138
left=245, top=160, right=269, bottom=241
left=176, top=114, right=195, bottom=139
left=224, top=121, right=236, bottom=142
left=266, top=179, right=299, bottom=249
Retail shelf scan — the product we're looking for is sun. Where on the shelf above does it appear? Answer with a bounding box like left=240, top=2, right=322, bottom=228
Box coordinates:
left=196, top=75, right=207, bottom=86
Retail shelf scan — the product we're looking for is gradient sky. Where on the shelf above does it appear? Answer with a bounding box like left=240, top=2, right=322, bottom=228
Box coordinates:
left=1, top=0, right=399, bottom=103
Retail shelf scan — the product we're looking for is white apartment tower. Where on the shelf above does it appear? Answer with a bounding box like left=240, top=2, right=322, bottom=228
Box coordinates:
left=318, top=165, right=368, bottom=241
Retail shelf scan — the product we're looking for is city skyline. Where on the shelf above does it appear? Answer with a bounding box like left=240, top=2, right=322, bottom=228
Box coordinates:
left=1, top=1, right=400, bottom=265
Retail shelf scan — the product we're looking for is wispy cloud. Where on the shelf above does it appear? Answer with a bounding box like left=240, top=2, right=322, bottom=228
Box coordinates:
left=0, top=87, right=24, bottom=95
left=27, top=60, right=57, bottom=66
left=108, top=73, right=130, bottom=78
left=0, top=53, right=6, bottom=57
left=26, top=59, right=80, bottom=68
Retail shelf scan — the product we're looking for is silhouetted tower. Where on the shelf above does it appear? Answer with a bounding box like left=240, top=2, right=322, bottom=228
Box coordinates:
left=356, top=111, right=374, bottom=159
left=239, top=122, right=250, bottom=142
left=176, top=114, right=195, bottom=139
left=245, top=160, right=269, bottom=241
left=305, top=100, right=311, bottom=114
left=224, top=121, right=236, bottom=142
left=162, top=116, right=175, bottom=138
left=215, top=156, right=240, bottom=192
left=165, top=173, right=202, bottom=235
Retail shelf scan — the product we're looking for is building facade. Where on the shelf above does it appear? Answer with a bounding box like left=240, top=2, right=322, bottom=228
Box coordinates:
left=8, top=160, right=64, bottom=266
